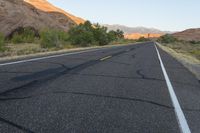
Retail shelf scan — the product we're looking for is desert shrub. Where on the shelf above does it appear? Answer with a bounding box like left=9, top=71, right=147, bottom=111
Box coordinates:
left=137, top=37, right=150, bottom=42
left=40, top=29, right=69, bottom=48
left=11, top=33, right=24, bottom=44
left=189, top=40, right=200, bottom=44
left=158, top=34, right=177, bottom=43
left=0, top=33, right=5, bottom=52
left=11, top=28, right=36, bottom=44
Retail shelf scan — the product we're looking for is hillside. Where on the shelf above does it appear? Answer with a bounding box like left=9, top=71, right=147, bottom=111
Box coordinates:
left=24, top=0, right=84, bottom=25
left=173, top=28, right=200, bottom=41
left=0, top=0, right=84, bottom=37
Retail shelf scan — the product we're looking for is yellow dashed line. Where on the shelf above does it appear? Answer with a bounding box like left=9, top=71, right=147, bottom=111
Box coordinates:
left=100, top=56, right=112, bottom=61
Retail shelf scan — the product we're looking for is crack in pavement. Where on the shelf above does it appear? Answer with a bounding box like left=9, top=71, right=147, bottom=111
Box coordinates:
left=36, top=61, right=70, bottom=70
left=135, top=68, right=200, bottom=87
left=69, top=73, right=164, bottom=82
left=0, top=90, right=199, bottom=112
left=132, top=54, right=136, bottom=59
left=108, top=61, right=131, bottom=66
left=0, top=116, right=35, bottom=133
left=0, top=71, right=33, bottom=74
left=0, top=90, right=173, bottom=109
left=136, top=69, right=164, bottom=81
left=0, top=49, right=134, bottom=96
left=0, top=60, right=97, bottom=96
left=136, top=70, right=145, bottom=79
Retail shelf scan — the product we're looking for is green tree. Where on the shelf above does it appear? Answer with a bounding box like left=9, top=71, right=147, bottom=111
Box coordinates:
left=116, top=29, right=124, bottom=39
left=93, top=24, right=110, bottom=45
left=68, top=22, right=95, bottom=46
left=107, top=30, right=118, bottom=42
left=107, top=29, right=124, bottom=42
left=68, top=21, right=125, bottom=46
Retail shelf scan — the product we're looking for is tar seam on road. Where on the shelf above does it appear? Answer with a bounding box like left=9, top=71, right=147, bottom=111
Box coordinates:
left=0, top=48, right=103, bottom=67
left=0, top=117, right=35, bottom=133
left=155, top=43, right=191, bottom=133
left=100, top=56, right=112, bottom=61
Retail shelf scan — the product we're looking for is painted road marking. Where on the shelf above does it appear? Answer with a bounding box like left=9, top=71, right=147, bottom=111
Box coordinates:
left=155, top=44, right=191, bottom=133
left=100, top=56, right=112, bottom=61
left=0, top=48, right=104, bottom=67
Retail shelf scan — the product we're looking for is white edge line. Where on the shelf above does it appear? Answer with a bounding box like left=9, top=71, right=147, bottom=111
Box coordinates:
left=0, top=48, right=103, bottom=67
left=155, top=43, right=191, bottom=133
left=0, top=43, right=137, bottom=67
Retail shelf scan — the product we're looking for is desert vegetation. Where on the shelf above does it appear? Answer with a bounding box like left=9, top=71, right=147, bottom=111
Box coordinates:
left=137, top=37, right=151, bottom=42
left=0, top=21, right=138, bottom=58
left=158, top=34, right=200, bottom=60
left=11, top=27, right=38, bottom=44
left=0, top=33, right=5, bottom=52
left=68, top=21, right=125, bottom=46
left=40, top=29, right=69, bottom=48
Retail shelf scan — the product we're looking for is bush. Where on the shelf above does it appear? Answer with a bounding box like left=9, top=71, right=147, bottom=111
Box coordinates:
left=0, top=33, right=5, bottom=52
left=137, top=37, right=150, bottom=42
left=68, top=21, right=95, bottom=47
left=11, top=28, right=36, bottom=44
left=11, top=33, right=24, bottom=44
left=189, top=40, right=200, bottom=44
left=158, top=34, right=177, bottom=43
left=68, top=21, right=125, bottom=46
left=40, top=29, right=69, bottom=48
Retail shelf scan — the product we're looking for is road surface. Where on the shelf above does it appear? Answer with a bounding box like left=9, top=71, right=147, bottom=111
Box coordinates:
left=0, top=42, right=199, bottom=133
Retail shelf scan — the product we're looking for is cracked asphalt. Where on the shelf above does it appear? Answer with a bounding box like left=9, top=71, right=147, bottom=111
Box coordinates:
left=0, top=42, right=199, bottom=133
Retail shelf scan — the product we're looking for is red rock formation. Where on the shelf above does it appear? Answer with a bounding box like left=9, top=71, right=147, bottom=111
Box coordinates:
left=124, top=33, right=163, bottom=40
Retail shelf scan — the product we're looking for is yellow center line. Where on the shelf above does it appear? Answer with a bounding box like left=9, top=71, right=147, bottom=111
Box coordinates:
left=100, top=56, right=112, bottom=61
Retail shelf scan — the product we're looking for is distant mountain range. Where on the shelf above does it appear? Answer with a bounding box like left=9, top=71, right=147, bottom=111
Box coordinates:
left=102, top=24, right=171, bottom=39
left=102, top=24, right=172, bottom=34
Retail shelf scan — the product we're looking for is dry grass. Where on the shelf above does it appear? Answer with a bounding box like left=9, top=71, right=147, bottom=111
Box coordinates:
left=0, top=42, right=133, bottom=62
left=161, top=41, right=200, bottom=60
left=1, top=43, right=44, bottom=57
left=158, top=43, right=200, bottom=79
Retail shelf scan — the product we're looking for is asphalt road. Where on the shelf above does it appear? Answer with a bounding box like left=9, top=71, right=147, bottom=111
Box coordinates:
left=0, top=42, right=199, bottom=133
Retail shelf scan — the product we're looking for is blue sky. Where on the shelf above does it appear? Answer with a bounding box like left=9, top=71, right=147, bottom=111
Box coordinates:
left=48, top=0, right=200, bottom=31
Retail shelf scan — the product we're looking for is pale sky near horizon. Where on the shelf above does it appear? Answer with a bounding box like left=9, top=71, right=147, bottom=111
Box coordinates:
left=48, top=0, right=200, bottom=31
